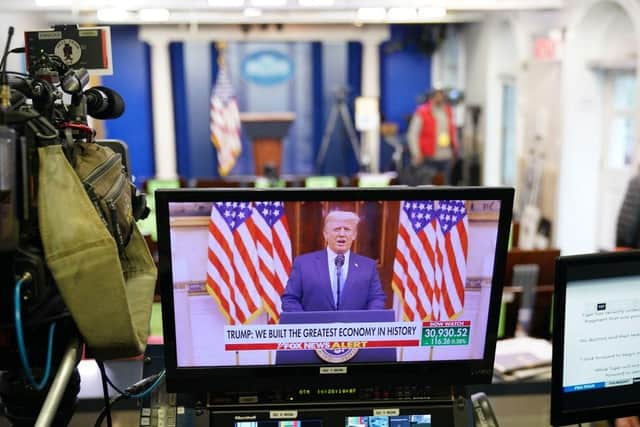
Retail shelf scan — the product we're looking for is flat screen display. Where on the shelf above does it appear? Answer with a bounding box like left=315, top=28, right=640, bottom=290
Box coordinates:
left=551, top=251, right=640, bottom=426
left=345, top=414, right=431, bottom=426
left=230, top=413, right=431, bottom=426
left=161, top=191, right=508, bottom=368
left=157, top=187, right=513, bottom=394
left=235, top=422, right=322, bottom=427
left=563, top=276, right=640, bottom=394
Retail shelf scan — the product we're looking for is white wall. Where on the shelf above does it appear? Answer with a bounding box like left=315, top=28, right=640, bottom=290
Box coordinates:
left=484, top=17, right=519, bottom=187
left=461, top=22, right=490, bottom=162
left=463, top=0, right=640, bottom=254
left=559, top=0, right=640, bottom=254
left=0, top=13, right=49, bottom=73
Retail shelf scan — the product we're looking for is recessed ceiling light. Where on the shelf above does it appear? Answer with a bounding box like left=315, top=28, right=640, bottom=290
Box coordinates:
left=97, top=7, right=129, bottom=21
left=387, top=7, right=418, bottom=21
left=418, top=7, right=447, bottom=19
left=75, top=0, right=108, bottom=8
left=298, top=0, right=334, bottom=6
left=243, top=7, right=263, bottom=16
left=250, top=0, right=287, bottom=7
left=139, top=8, right=170, bottom=22
left=208, top=0, right=245, bottom=6
left=109, top=0, right=139, bottom=8
left=35, top=0, right=72, bottom=5
left=357, top=7, right=386, bottom=21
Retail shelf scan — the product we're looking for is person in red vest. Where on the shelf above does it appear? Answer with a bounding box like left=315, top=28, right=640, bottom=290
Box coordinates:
left=407, top=88, right=458, bottom=184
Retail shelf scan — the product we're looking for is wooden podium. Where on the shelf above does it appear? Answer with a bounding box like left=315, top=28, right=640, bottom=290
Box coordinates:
left=240, top=112, right=295, bottom=176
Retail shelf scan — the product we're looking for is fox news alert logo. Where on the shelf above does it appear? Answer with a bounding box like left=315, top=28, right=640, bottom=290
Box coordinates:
left=276, top=341, right=366, bottom=362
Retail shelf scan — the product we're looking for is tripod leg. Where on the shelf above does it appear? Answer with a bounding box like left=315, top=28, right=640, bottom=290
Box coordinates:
left=35, top=335, right=82, bottom=427
left=338, top=103, right=363, bottom=168
left=315, top=105, right=340, bottom=172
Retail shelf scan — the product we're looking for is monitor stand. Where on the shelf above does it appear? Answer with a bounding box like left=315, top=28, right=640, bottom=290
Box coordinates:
left=207, top=388, right=473, bottom=427
left=137, top=346, right=481, bottom=427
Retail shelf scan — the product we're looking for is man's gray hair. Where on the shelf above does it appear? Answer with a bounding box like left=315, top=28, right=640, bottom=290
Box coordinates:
left=323, top=210, right=360, bottom=228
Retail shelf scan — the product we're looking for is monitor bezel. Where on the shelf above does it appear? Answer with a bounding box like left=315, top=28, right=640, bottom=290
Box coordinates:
left=156, top=186, right=514, bottom=395
left=551, top=251, right=640, bottom=426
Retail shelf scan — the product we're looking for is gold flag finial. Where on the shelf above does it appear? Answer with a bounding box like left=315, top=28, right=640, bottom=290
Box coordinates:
left=216, top=41, right=227, bottom=67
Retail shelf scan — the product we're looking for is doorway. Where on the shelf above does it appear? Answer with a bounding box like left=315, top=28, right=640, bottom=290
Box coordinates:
left=598, top=70, right=637, bottom=249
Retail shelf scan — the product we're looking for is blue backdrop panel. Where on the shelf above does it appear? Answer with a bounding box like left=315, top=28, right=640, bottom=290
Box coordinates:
left=169, top=42, right=190, bottom=179
left=380, top=25, right=432, bottom=171
left=347, top=41, right=362, bottom=174
left=319, top=42, right=354, bottom=176
left=102, top=25, right=155, bottom=183
left=183, top=41, right=216, bottom=178
left=289, top=43, right=315, bottom=174
left=311, top=42, right=324, bottom=171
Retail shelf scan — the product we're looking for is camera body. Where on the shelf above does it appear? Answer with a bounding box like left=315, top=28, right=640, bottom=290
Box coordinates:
left=0, top=24, right=129, bottom=378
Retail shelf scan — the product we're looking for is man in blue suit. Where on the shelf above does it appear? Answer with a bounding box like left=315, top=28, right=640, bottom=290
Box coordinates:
left=281, top=210, right=387, bottom=312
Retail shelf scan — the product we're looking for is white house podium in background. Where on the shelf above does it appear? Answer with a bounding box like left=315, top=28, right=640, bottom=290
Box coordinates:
left=240, top=112, right=295, bottom=176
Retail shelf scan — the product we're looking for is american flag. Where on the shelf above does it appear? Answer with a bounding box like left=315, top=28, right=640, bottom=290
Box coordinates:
left=434, top=200, right=469, bottom=320
left=392, top=200, right=469, bottom=322
left=206, top=202, right=262, bottom=325
left=247, top=201, right=292, bottom=323
left=392, top=200, right=438, bottom=321
left=210, top=64, right=242, bottom=176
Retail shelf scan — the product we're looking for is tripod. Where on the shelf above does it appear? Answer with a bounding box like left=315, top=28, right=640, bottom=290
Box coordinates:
left=315, top=89, right=363, bottom=172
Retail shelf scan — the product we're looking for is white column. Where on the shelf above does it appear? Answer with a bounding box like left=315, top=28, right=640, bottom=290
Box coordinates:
left=149, top=38, right=178, bottom=179
left=361, top=37, right=381, bottom=173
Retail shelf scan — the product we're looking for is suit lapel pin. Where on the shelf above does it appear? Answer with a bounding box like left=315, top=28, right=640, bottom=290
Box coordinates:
left=354, top=263, right=359, bottom=268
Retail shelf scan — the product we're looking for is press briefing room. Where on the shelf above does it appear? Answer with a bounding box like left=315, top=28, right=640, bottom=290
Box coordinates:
left=1, top=0, right=640, bottom=426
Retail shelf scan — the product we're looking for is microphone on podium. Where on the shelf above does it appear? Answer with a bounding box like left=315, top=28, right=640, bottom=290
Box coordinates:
left=335, top=254, right=345, bottom=309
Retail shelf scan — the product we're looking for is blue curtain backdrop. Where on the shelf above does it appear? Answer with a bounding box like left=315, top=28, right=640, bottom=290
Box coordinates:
left=101, top=26, right=433, bottom=180
left=101, top=25, right=155, bottom=184
left=170, top=40, right=364, bottom=178
left=169, top=42, right=190, bottom=179
left=380, top=25, right=433, bottom=171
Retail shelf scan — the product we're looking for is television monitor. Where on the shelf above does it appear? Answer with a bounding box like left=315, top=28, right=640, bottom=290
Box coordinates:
left=210, top=406, right=438, bottom=426
left=551, top=251, right=640, bottom=426
left=156, top=187, right=513, bottom=399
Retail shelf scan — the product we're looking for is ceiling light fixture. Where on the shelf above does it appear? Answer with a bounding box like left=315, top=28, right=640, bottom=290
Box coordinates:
left=109, top=0, right=140, bottom=9
left=75, top=0, right=108, bottom=8
left=418, top=7, right=447, bottom=19
left=387, top=7, right=418, bottom=21
left=35, top=0, right=72, bottom=6
left=139, top=8, right=170, bottom=22
left=97, top=8, right=129, bottom=21
left=250, top=0, right=287, bottom=7
left=357, top=7, right=386, bottom=21
left=243, top=7, right=263, bottom=16
left=298, top=0, right=334, bottom=6
left=208, top=0, right=245, bottom=7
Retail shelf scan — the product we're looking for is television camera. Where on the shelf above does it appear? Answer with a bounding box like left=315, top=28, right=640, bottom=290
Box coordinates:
left=0, top=25, right=145, bottom=426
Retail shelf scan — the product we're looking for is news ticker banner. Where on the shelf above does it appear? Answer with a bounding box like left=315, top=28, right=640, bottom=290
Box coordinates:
left=224, top=321, right=471, bottom=351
